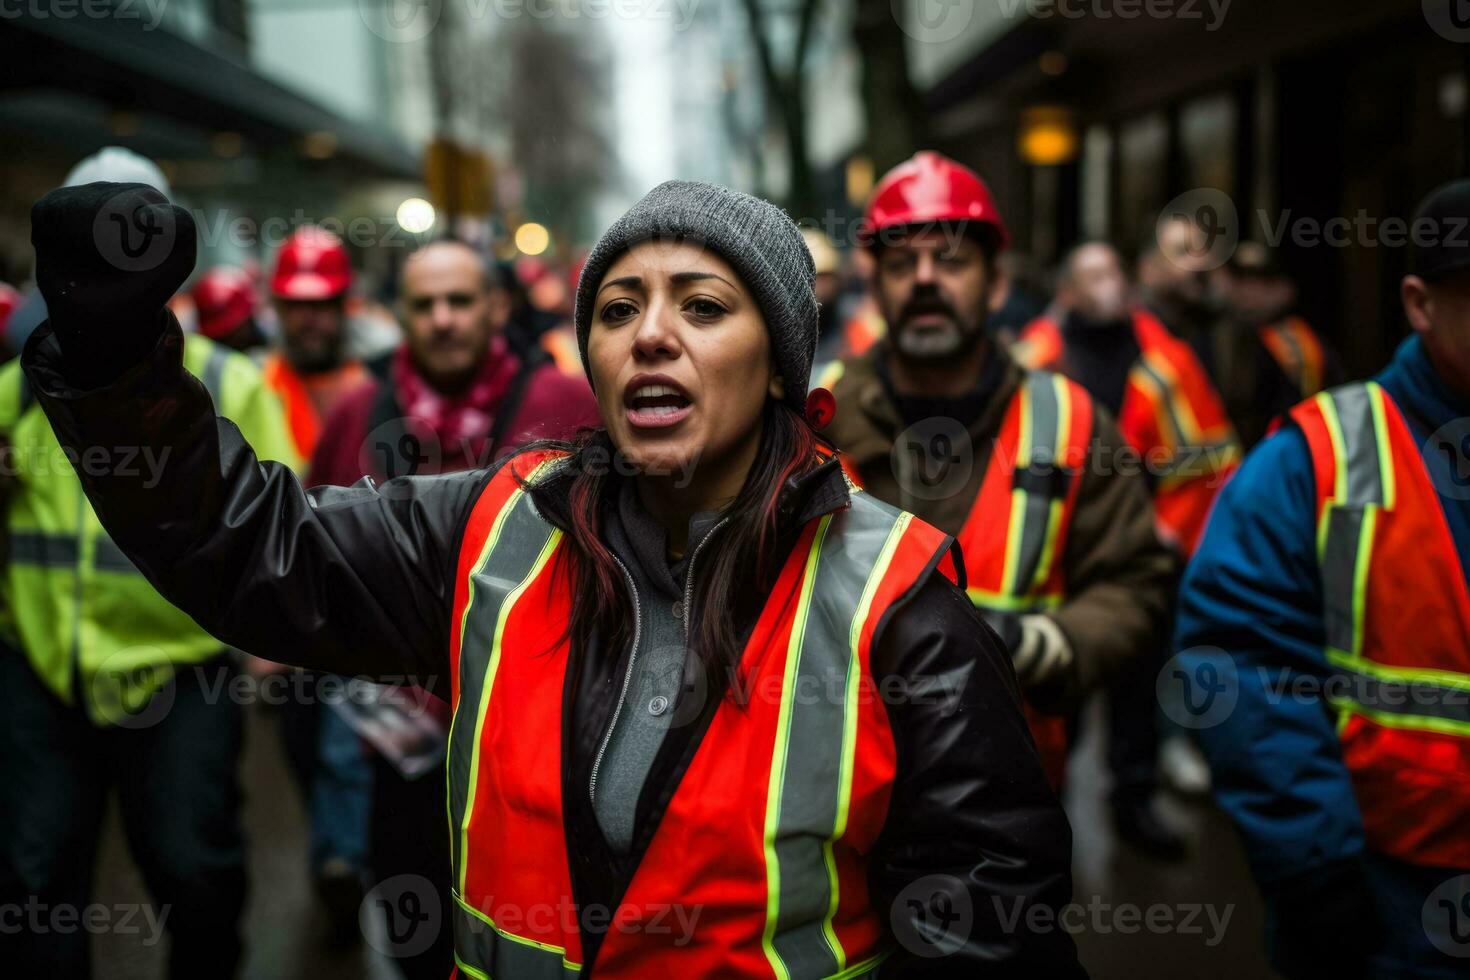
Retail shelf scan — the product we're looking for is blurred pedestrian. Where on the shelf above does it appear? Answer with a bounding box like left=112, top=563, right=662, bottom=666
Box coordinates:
left=1177, top=179, right=1470, bottom=979
left=822, top=152, right=1174, bottom=797
left=263, top=225, right=370, bottom=460
left=1206, top=243, right=1339, bottom=447
left=192, top=265, right=266, bottom=354
left=309, top=237, right=597, bottom=978
left=0, top=149, right=300, bottom=978
left=24, top=176, right=1085, bottom=976
left=1016, top=241, right=1241, bottom=854
left=263, top=223, right=379, bottom=944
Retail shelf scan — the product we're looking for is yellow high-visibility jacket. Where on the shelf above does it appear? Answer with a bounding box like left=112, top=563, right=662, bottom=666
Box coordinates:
left=0, top=334, right=301, bottom=725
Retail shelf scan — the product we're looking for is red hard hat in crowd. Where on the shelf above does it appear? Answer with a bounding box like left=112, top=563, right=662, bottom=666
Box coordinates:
left=0, top=283, right=19, bottom=338
left=864, top=151, right=1009, bottom=251
left=192, top=266, right=256, bottom=340
left=270, top=226, right=353, bottom=300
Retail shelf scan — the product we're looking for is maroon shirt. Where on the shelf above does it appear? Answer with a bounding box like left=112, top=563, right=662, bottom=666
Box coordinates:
left=308, top=352, right=600, bottom=488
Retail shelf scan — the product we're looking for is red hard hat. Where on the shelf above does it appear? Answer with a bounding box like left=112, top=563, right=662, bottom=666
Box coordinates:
left=270, top=226, right=353, bottom=300
left=193, top=266, right=256, bottom=340
left=0, top=283, right=19, bottom=338
left=864, top=151, right=1009, bottom=252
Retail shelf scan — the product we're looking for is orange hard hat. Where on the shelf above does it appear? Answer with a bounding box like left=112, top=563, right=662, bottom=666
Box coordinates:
left=193, top=266, right=257, bottom=340
left=270, top=226, right=353, bottom=300
left=864, top=151, right=1009, bottom=252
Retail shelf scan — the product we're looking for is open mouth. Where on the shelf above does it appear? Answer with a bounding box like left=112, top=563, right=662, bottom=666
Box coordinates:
left=624, top=378, right=693, bottom=429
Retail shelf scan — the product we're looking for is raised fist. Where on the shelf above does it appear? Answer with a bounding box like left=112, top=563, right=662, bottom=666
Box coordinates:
left=30, top=181, right=196, bottom=383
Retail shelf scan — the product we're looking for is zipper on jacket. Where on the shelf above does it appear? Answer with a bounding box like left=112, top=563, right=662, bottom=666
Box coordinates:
left=587, top=516, right=730, bottom=805
left=588, top=554, right=642, bottom=805
left=680, top=516, right=730, bottom=642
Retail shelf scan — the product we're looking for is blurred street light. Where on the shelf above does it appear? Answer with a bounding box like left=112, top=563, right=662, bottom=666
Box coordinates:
left=515, top=222, right=551, bottom=256
left=397, top=198, right=436, bottom=235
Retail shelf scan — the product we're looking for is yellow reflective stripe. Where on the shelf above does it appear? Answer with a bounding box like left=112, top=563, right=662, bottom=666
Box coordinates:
left=454, top=892, right=582, bottom=972
left=828, top=948, right=895, bottom=978
left=1027, top=497, right=1066, bottom=595
left=1349, top=505, right=1377, bottom=656
left=456, top=524, right=562, bottom=895
left=1326, top=648, right=1470, bottom=692
left=1366, top=383, right=1397, bottom=511
left=1000, top=383, right=1033, bottom=594
left=1001, top=488, right=1027, bottom=594
left=454, top=955, right=489, bottom=980
left=446, top=484, right=527, bottom=892
left=1329, top=700, right=1470, bottom=739
left=815, top=360, right=846, bottom=391
left=821, top=513, right=911, bottom=969
left=762, top=514, right=834, bottom=980
left=967, top=587, right=1064, bottom=612
left=1317, top=390, right=1349, bottom=504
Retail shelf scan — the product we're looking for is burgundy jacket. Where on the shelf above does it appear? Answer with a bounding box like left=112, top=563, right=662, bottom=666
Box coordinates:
left=308, top=349, right=600, bottom=488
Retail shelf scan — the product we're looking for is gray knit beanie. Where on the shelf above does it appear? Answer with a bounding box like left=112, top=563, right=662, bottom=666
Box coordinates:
left=573, top=180, right=817, bottom=410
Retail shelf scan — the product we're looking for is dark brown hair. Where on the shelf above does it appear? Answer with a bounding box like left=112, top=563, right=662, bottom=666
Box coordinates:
left=535, top=398, right=818, bottom=682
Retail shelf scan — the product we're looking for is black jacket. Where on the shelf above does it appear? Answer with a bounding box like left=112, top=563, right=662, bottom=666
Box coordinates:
left=22, top=318, right=1085, bottom=977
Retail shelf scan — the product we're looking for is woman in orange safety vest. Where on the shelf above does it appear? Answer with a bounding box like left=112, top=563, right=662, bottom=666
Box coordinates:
left=24, top=179, right=1084, bottom=977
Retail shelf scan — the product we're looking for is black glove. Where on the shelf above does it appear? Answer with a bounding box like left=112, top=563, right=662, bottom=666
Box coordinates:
left=30, top=181, right=196, bottom=388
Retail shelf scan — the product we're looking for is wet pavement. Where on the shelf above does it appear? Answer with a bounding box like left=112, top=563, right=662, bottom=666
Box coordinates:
left=90, top=698, right=1280, bottom=978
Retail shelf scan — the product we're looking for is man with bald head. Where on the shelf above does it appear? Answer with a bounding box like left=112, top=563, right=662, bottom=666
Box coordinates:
left=307, top=237, right=598, bottom=978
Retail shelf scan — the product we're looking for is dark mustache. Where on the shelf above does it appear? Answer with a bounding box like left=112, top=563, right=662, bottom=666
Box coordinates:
left=898, top=288, right=959, bottom=325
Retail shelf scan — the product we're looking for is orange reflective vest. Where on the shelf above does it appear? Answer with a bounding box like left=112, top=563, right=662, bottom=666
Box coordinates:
left=838, top=371, right=1094, bottom=789
left=1259, top=315, right=1327, bottom=398
left=1017, top=309, right=1240, bottom=557
left=842, top=297, right=886, bottom=359
left=1289, top=382, right=1470, bottom=869
left=446, top=449, right=952, bottom=977
left=539, top=326, right=584, bottom=377
left=261, top=352, right=367, bottom=460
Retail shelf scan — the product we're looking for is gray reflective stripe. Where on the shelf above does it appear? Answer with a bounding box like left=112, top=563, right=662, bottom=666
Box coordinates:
left=9, top=530, right=77, bottom=567
left=1329, top=384, right=1384, bottom=506
left=199, top=343, right=230, bottom=409
left=1134, top=356, right=1186, bottom=447
left=1319, top=384, right=1387, bottom=656
left=94, top=535, right=139, bottom=573
left=446, top=483, right=559, bottom=928
left=766, top=492, right=907, bottom=978
left=8, top=530, right=142, bottom=574
left=453, top=898, right=581, bottom=979
left=1321, top=507, right=1365, bottom=655
left=1328, top=669, right=1470, bottom=730
left=1011, top=372, right=1062, bottom=594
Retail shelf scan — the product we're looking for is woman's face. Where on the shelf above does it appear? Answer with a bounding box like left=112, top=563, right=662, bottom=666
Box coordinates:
left=587, top=240, right=781, bottom=484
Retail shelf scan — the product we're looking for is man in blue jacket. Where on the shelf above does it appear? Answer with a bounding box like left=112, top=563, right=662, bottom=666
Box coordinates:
left=1176, top=181, right=1470, bottom=979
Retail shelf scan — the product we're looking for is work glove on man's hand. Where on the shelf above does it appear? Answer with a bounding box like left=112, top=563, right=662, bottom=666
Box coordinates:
left=1011, top=614, right=1074, bottom=689
left=30, top=181, right=196, bottom=388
